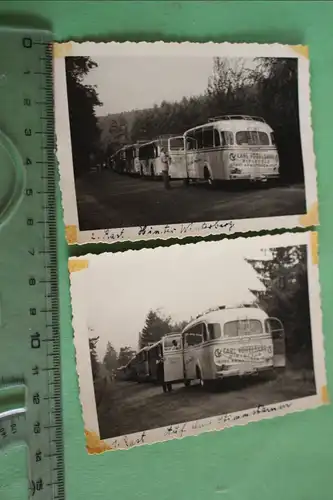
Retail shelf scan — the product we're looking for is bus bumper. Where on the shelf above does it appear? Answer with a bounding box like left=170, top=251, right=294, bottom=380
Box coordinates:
left=215, top=364, right=272, bottom=378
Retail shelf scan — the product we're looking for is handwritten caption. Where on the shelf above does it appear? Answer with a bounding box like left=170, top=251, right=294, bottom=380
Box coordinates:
left=108, top=401, right=292, bottom=449
left=90, top=220, right=235, bottom=242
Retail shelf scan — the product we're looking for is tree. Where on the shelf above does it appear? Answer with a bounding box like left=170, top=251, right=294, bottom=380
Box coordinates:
left=89, top=336, right=100, bottom=381
left=246, top=245, right=313, bottom=368
left=117, top=346, right=136, bottom=367
left=103, top=341, right=118, bottom=373
left=65, top=56, right=102, bottom=177
left=139, top=309, right=174, bottom=349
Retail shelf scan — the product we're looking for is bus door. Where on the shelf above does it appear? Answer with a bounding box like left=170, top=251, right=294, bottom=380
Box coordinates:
left=266, top=318, right=286, bottom=368
left=162, top=334, right=183, bottom=383
left=183, top=330, right=203, bottom=380
left=185, top=133, right=200, bottom=179
left=168, top=137, right=186, bottom=179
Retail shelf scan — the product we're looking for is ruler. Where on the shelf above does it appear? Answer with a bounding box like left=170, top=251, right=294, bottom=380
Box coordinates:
left=0, top=27, right=64, bottom=500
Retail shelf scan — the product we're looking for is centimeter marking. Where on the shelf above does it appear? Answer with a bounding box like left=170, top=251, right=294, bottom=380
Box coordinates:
left=0, top=30, right=64, bottom=500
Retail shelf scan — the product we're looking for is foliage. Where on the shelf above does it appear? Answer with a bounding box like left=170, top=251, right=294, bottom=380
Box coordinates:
left=103, top=341, right=118, bottom=373
left=97, top=56, right=303, bottom=183
left=65, top=56, right=102, bottom=176
left=89, top=336, right=100, bottom=381
left=138, top=310, right=187, bottom=349
left=139, top=310, right=173, bottom=349
left=246, top=245, right=313, bottom=368
left=117, top=346, right=136, bottom=367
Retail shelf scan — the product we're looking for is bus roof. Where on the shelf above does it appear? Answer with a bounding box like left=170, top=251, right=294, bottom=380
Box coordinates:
left=184, top=116, right=273, bottom=135
left=183, top=306, right=268, bottom=332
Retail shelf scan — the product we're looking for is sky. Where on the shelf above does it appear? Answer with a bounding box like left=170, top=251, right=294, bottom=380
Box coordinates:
left=82, top=56, right=258, bottom=116
left=71, top=238, right=275, bottom=359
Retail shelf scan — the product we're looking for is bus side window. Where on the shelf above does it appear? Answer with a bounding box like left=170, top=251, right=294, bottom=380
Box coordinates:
left=202, top=128, right=214, bottom=149
left=201, top=324, right=208, bottom=342
left=214, top=129, right=221, bottom=147
left=207, top=323, right=222, bottom=340
left=194, top=129, right=203, bottom=149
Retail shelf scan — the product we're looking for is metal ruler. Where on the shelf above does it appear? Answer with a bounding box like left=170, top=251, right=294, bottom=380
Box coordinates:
left=0, top=27, right=64, bottom=499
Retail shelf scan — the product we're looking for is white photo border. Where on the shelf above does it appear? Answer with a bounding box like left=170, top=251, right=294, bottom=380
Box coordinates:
left=69, top=231, right=327, bottom=453
left=55, top=42, right=318, bottom=245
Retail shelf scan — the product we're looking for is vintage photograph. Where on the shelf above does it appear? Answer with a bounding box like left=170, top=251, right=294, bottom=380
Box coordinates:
left=70, top=232, right=326, bottom=450
left=55, top=43, right=317, bottom=244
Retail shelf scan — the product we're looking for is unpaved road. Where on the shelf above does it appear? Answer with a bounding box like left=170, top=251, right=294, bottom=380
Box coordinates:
left=75, top=170, right=306, bottom=231
left=97, top=370, right=315, bottom=440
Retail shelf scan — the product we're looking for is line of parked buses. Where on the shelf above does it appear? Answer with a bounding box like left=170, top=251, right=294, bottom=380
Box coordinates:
left=109, top=115, right=280, bottom=187
left=117, top=304, right=286, bottom=392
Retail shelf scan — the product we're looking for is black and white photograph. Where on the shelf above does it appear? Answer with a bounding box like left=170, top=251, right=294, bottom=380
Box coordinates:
left=55, top=42, right=317, bottom=244
left=70, top=232, right=326, bottom=450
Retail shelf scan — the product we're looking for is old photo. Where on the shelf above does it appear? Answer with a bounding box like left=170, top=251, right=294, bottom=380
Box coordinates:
left=69, top=231, right=326, bottom=451
left=55, top=42, right=318, bottom=244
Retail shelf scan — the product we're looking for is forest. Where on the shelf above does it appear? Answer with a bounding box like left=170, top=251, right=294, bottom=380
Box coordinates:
left=66, top=55, right=304, bottom=184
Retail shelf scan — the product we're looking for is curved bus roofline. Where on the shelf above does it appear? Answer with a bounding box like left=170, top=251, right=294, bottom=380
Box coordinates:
left=207, top=115, right=266, bottom=123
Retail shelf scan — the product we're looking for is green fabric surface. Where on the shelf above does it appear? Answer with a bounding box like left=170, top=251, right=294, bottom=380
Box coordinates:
left=0, top=1, right=332, bottom=499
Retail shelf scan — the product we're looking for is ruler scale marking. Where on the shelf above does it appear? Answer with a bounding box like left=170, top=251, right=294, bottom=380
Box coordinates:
left=0, top=29, right=65, bottom=500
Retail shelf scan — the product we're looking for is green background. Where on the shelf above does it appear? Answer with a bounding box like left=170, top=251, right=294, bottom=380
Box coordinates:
left=1, top=1, right=333, bottom=499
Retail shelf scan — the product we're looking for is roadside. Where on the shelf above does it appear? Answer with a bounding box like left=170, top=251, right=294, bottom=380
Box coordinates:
left=74, top=170, right=307, bottom=230
left=97, top=368, right=315, bottom=440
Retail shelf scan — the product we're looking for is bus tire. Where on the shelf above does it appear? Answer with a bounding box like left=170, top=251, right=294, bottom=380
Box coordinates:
left=184, top=379, right=191, bottom=387
left=183, top=178, right=190, bottom=187
left=150, top=165, right=155, bottom=179
left=196, top=367, right=205, bottom=387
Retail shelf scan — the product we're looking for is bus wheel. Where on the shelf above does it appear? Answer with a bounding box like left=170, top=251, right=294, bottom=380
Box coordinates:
left=184, top=380, right=191, bottom=387
left=140, top=168, right=144, bottom=178
left=150, top=166, right=155, bottom=179
left=196, top=367, right=205, bottom=387
left=204, top=168, right=217, bottom=189
left=183, top=178, right=190, bottom=187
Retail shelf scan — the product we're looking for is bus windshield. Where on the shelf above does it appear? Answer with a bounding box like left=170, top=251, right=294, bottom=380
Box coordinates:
left=224, top=319, right=263, bottom=337
left=169, top=137, right=184, bottom=151
left=235, top=131, right=270, bottom=146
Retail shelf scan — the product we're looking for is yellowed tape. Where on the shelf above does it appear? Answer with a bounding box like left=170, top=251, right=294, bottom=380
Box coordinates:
left=310, top=231, right=318, bottom=265
left=321, top=385, right=329, bottom=404
left=289, top=45, right=309, bottom=59
left=85, top=429, right=113, bottom=454
left=299, top=202, right=318, bottom=227
left=68, top=259, right=89, bottom=274
left=53, top=42, right=73, bottom=59
left=65, top=225, right=78, bottom=245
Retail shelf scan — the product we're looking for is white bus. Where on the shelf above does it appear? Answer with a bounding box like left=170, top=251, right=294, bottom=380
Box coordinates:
left=138, top=135, right=187, bottom=179
left=166, top=136, right=187, bottom=179
left=184, top=115, right=280, bottom=187
left=162, top=333, right=184, bottom=389
left=182, top=305, right=285, bottom=388
left=147, top=334, right=183, bottom=391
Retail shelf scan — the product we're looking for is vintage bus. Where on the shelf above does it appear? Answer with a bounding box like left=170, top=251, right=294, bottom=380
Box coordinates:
left=182, top=305, right=285, bottom=387
left=147, top=334, right=184, bottom=389
left=147, top=340, right=163, bottom=383
left=166, top=136, right=187, bottom=179
left=138, top=135, right=186, bottom=179
left=183, top=115, right=280, bottom=187
left=161, top=333, right=184, bottom=389
left=132, top=346, right=151, bottom=382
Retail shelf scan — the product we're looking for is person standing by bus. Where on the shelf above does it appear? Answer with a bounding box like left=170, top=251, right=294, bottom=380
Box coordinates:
left=160, top=147, right=170, bottom=190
